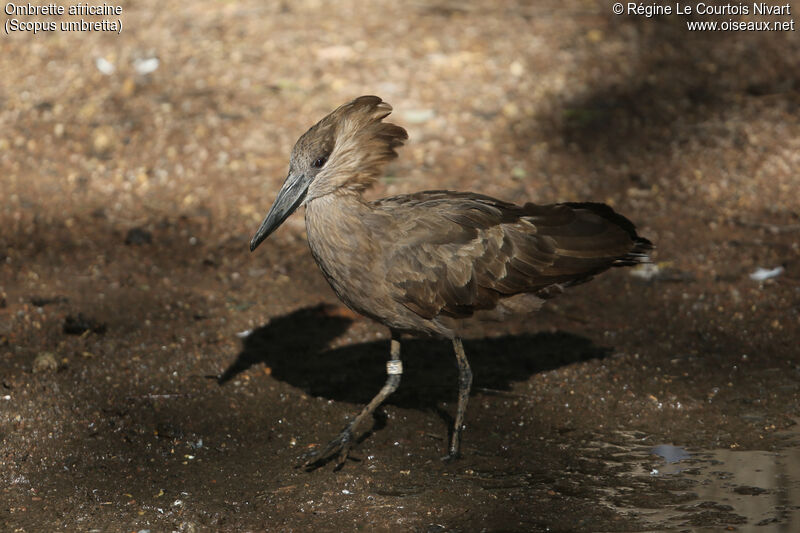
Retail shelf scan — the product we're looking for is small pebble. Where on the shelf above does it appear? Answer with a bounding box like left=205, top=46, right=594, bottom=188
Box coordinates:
left=33, top=352, right=58, bottom=373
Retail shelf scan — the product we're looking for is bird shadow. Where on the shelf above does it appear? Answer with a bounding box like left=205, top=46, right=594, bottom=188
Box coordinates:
left=219, top=305, right=611, bottom=411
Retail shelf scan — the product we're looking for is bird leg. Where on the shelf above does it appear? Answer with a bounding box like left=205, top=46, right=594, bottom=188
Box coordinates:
left=444, top=337, right=472, bottom=461
left=301, top=334, right=402, bottom=470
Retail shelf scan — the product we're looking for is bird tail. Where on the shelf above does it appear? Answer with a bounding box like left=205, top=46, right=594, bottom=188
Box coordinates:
left=561, top=202, right=654, bottom=266
left=621, top=236, right=655, bottom=266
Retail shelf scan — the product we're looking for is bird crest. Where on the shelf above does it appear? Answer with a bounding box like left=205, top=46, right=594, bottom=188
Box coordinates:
left=298, top=96, right=408, bottom=197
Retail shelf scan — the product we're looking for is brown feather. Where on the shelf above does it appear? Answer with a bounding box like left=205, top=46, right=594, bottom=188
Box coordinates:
left=369, top=191, right=651, bottom=328
left=302, top=96, right=408, bottom=199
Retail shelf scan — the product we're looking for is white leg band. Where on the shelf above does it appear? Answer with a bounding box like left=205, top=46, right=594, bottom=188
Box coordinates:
left=386, top=360, right=403, bottom=375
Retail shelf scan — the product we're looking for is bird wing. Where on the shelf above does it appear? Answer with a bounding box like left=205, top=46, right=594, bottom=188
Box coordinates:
left=372, top=191, right=651, bottom=320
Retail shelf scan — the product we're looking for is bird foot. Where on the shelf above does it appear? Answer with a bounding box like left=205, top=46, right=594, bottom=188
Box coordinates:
left=298, top=426, right=355, bottom=471
left=440, top=450, right=461, bottom=463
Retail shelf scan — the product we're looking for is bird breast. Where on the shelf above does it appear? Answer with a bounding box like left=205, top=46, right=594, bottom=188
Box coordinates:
left=303, top=192, right=457, bottom=337
left=304, top=194, right=393, bottom=319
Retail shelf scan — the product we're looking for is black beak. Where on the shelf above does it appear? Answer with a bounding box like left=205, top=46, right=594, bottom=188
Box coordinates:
left=250, top=172, right=311, bottom=252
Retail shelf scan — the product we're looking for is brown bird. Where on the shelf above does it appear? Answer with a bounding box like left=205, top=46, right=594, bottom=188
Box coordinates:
left=250, top=95, right=652, bottom=468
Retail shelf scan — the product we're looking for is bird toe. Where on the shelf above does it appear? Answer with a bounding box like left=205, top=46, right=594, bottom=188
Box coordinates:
left=440, top=451, right=462, bottom=463
left=298, top=427, right=355, bottom=470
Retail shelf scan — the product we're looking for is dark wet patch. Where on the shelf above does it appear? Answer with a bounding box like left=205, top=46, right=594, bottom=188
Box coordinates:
left=676, top=501, right=748, bottom=526
left=62, top=313, right=107, bottom=335
left=30, top=296, right=69, bottom=307
left=124, top=227, right=153, bottom=246
left=734, top=485, right=770, bottom=495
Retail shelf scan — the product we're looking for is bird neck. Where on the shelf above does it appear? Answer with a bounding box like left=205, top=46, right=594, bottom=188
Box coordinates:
left=307, top=188, right=370, bottom=213
left=304, top=190, right=382, bottom=306
left=304, top=190, right=375, bottom=251
left=307, top=166, right=377, bottom=199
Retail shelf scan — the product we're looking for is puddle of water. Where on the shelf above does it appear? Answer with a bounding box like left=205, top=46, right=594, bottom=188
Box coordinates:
left=651, top=444, right=692, bottom=475
left=651, top=444, right=691, bottom=464
left=584, top=430, right=800, bottom=532
left=681, top=447, right=799, bottom=531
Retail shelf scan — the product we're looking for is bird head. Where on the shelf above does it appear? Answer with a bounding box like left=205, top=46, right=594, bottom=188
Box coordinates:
left=250, top=95, right=407, bottom=252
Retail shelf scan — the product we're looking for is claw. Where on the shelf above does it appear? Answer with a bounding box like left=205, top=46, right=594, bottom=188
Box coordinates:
left=298, top=426, right=355, bottom=470
left=440, top=451, right=461, bottom=463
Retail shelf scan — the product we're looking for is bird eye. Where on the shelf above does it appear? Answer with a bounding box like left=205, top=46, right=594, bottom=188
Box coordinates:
left=312, top=156, right=328, bottom=168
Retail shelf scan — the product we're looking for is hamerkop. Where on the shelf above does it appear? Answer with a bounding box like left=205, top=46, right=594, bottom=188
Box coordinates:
left=250, top=96, right=652, bottom=468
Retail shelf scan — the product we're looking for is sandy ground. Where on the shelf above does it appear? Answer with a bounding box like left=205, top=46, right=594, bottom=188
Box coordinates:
left=2, top=1, right=799, bottom=531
